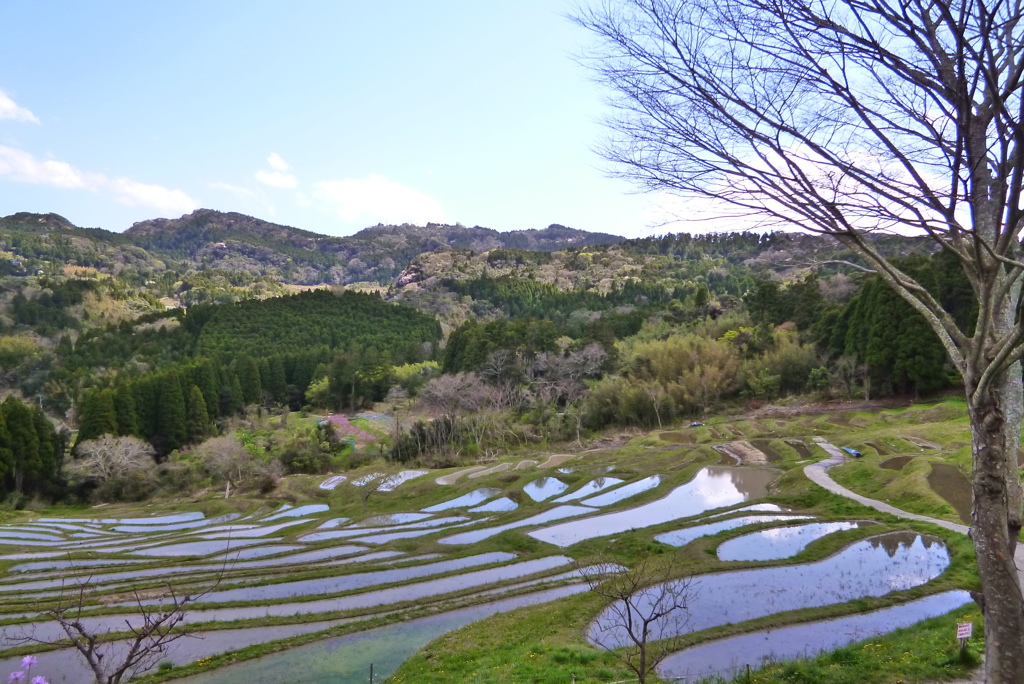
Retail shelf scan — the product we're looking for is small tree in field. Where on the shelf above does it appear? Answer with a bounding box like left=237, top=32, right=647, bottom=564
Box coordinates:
left=19, top=580, right=208, bottom=684
left=578, top=556, right=693, bottom=684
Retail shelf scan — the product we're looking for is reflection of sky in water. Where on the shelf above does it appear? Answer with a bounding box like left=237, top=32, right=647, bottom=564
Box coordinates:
left=440, top=506, right=594, bottom=545
left=581, top=475, right=661, bottom=507
left=163, top=552, right=518, bottom=603
left=130, top=538, right=272, bottom=557
left=590, top=533, right=950, bottom=648
left=554, top=477, right=625, bottom=502
left=655, top=515, right=814, bottom=548
left=261, top=505, right=329, bottom=522
left=422, top=488, right=501, bottom=512
left=299, top=517, right=468, bottom=542
left=531, top=467, right=777, bottom=547
left=524, top=478, right=569, bottom=501
left=470, top=497, right=518, bottom=513
left=352, top=513, right=433, bottom=527
left=658, top=590, right=973, bottom=681
left=717, top=522, right=859, bottom=561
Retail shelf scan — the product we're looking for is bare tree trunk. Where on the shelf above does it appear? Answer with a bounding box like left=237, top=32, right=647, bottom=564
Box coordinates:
left=967, top=363, right=1024, bottom=684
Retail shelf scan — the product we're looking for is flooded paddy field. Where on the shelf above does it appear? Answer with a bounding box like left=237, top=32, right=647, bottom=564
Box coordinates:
left=0, top=399, right=983, bottom=682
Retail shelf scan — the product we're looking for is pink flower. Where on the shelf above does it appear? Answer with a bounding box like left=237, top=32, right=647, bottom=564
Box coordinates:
left=8, top=672, right=24, bottom=683
left=19, top=658, right=35, bottom=670
left=31, top=677, right=47, bottom=684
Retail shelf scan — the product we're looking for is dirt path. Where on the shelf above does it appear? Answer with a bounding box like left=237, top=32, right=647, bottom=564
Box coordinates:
left=804, top=441, right=1024, bottom=683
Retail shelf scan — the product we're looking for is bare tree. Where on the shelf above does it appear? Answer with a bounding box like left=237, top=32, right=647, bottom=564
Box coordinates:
left=575, top=1, right=1024, bottom=678
left=66, top=436, right=157, bottom=501
left=579, top=556, right=693, bottom=684
left=22, top=581, right=206, bottom=684
left=66, top=436, right=154, bottom=484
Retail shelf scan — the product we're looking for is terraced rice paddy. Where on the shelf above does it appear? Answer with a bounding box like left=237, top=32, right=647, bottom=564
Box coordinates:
left=0, top=400, right=983, bottom=682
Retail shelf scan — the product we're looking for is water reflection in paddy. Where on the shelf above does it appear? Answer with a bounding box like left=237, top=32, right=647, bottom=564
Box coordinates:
left=531, top=467, right=779, bottom=547
left=7, top=558, right=145, bottom=574
left=208, top=545, right=306, bottom=561
left=422, top=488, right=502, bottom=512
left=183, top=556, right=574, bottom=620
left=175, top=585, right=589, bottom=684
left=440, top=506, right=594, bottom=545
left=130, top=539, right=273, bottom=557
left=351, top=513, right=433, bottom=527
left=590, top=532, right=950, bottom=647
left=657, top=590, right=973, bottom=682
left=182, top=552, right=517, bottom=603
left=112, top=513, right=240, bottom=533
left=655, top=515, right=814, bottom=548
left=469, top=497, right=518, bottom=513
left=261, top=504, right=329, bottom=522
left=581, top=475, right=661, bottom=506
left=523, top=477, right=569, bottom=501
left=717, top=522, right=862, bottom=561
left=39, top=512, right=206, bottom=525
left=299, top=517, right=468, bottom=542
left=553, top=477, right=625, bottom=502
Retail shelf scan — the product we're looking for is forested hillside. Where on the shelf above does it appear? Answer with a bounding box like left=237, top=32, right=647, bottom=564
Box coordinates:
left=0, top=204, right=972, bottom=503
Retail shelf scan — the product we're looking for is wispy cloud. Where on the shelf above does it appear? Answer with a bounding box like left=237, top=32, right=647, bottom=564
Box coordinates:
left=0, top=145, right=196, bottom=215
left=313, top=174, right=447, bottom=225
left=255, top=152, right=298, bottom=189
left=0, top=90, right=39, bottom=124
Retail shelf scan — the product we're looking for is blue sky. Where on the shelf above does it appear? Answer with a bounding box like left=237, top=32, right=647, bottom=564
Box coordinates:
left=0, top=1, right=682, bottom=238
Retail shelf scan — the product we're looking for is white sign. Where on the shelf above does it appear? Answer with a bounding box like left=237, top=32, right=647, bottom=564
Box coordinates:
left=956, top=622, right=973, bottom=639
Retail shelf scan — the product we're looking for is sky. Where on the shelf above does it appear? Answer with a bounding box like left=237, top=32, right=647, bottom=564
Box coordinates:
left=0, top=1, right=691, bottom=239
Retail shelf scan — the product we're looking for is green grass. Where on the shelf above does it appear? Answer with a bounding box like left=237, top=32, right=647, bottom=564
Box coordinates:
left=734, top=605, right=982, bottom=684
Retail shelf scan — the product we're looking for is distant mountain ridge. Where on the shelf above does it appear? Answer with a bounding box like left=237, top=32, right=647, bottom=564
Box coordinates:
left=0, top=209, right=624, bottom=285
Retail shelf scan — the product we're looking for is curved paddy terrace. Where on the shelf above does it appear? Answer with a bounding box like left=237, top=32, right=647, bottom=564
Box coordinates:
left=0, top=401, right=986, bottom=682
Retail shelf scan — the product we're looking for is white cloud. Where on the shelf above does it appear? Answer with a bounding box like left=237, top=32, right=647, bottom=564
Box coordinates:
left=313, top=174, right=448, bottom=225
left=108, top=178, right=196, bottom=215
left=254, top=153, right=298, bottom=189
left=255, top=169, right=298, bottom=189
left=0, top=145, right=196, bottom=214
left=0, top=90, right=39, bottom=124
left=267, top=152, right=290, bottom=172
left=0, top=146, right=98, bottom=189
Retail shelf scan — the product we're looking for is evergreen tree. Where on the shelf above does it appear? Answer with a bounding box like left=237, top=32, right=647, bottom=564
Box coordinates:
left=113, top=388, right=138, bottom=436
left=76, top=389, right=118, bottom=446
left=235, top=355, right=262, bottom=406
left=158, top=371, right=188, bottom=453
left=185, top=385, right=210, bottom=442
left=0, top=411, right=13, bottom=495
left=32, top=406, right=60, bottom=491
left=192, top=360, right=221, bottom=419
left=132, top=377, right=160, bottom=439
left=4, top=398, right=40, bottom=493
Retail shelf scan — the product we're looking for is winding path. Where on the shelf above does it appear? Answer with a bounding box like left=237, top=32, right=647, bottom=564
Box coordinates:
left=804, top=440, right=1024, bottom=584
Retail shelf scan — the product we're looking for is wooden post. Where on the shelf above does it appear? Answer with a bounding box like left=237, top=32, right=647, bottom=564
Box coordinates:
left=747, top=663, right=752, bottom=683
left=369, top=663, right=374, bottom=684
